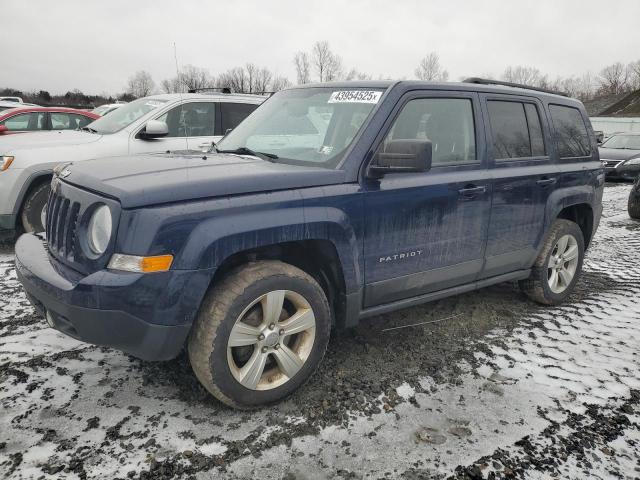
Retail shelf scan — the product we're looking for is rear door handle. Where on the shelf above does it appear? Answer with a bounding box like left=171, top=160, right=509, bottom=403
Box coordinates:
left=458, top=185, right=486, bottom=197
left=536, top=177, right=557, bottom=187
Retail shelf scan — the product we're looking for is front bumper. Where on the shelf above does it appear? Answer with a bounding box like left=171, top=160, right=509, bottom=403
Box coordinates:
left=604, top=162, right=640, bottom=180
left=15, top=233, right=212, bottom=361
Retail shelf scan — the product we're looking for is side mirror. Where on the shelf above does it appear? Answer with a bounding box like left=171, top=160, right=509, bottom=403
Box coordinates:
left=139, top=120, right=169, bottom=139
left=0, top=125, right=8, bottom=134
left=369, top=139, right=432, bottom=177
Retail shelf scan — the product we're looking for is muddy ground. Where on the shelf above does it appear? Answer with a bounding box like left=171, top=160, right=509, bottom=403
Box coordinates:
left=1, top=184, right=639, bottom=479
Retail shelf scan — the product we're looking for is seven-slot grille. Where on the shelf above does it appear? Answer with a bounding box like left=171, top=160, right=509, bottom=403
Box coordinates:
left=46, top=186, right=80, bottom=259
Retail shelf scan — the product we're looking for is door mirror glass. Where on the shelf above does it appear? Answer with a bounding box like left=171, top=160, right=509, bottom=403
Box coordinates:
left=369, top=139, right=432, bottom=176
left=139, top=120, right=169, bottom=139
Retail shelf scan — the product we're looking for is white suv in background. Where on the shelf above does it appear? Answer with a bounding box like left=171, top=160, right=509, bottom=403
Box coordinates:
left=0, top=92, right=265, bottom=234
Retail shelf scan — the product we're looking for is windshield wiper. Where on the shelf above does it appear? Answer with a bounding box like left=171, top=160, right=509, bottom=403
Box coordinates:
left=217, top=147, right=278, bottom=162
left=81, top=126, right=98, bottom=133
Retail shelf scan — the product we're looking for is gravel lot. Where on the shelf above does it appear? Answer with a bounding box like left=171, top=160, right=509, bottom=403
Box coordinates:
left=1, top=183, right=639, bottom=480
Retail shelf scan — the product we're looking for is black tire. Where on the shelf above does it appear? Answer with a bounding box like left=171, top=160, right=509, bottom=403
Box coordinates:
left=188, top=260, right=331, bottom=409
left=629, top=180, right=640, bottom=219
left=519, top=219, right=585, bottom=305
left=21, top=181, right=50, bottom=233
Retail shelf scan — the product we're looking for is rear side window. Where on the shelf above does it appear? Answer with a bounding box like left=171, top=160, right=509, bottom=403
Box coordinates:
left=549, top=105, right=591, bottom=158
left=221, top=103, right=259, bottom=132
left=381, top=98, right=477, bottom=167
left=1, top=112, right=45, bottom=131
left=487, top=101, right=546, bottom=159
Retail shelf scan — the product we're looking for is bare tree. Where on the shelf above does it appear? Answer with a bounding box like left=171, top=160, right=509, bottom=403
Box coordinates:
left=502, top=66, right=543, bottom=86
left=415, top=53, right=449, bottom=81
left=598, top=62, right=629, bottom=95
left=293, top=52, right=311, bottom=84
left=271, top=76, right=292, bottom=91
left=345, top=69, right=371, bottom=81
left=160, top=77, right=184, bottom=94
left=253, top=67, right=273, bottom=93
left=628, top=60, right=640, bottom=90
left=312, top=41, right=342, bottom=82
left=179, top=64, right=214, bottom=91
left=126, top=71, right=155, bottom=98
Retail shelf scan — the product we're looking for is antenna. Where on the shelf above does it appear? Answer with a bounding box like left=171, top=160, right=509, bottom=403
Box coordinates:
left=173, top=42, right=188, bottom=151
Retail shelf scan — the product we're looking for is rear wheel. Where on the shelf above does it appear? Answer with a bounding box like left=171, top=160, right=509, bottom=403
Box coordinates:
left=520, top=219, right=584, bottom=305
left=21, top=181, right=50, bottom=233
left=629, top=180, right=640, bottom=219
left=188, top=261, right=331, bottom=409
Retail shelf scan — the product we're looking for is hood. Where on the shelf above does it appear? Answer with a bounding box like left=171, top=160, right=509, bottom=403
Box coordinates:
left=0, top=130, right=102, bottom=153
left=61, top=152, right=346, bottom=208
left=598, top=147, right=640, bottom=161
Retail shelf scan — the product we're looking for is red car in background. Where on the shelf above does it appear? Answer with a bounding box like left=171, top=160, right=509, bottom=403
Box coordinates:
left=0, top=107, right=100, bottom=135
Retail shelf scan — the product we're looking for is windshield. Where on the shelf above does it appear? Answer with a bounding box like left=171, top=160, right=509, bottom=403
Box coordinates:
left=601, top=134, right=640, bottom=150
left=215, top=87, right=384, bottom=168
left=86, top=98, right=168, bottom=134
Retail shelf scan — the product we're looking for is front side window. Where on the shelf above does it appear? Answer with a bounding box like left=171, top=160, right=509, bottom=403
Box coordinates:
left=601, top=134, right=640, bottom=150
left=549, top=104, right=591, bottom=158
left=1, top=112, right=45, bottom=131
left=157, top=102, right=215, bottom=137
left=216, top=87, right=383, bottom=168
left=87, top=98, right=168, bottom=134
left=380, top=97, right=477, bottom=167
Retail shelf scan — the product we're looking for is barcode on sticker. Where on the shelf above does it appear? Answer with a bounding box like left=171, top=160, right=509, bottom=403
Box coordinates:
left=328, top=90, right=382, bottom=104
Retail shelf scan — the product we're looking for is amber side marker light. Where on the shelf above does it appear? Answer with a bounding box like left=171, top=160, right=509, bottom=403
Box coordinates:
left=1, top=156, right=15, bottom=171
left=108, top=254, right=173, bottom=273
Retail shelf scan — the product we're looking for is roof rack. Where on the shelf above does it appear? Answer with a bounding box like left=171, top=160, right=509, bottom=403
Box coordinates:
left=462, top=77, right=568, bottom=97
left=188, top=87, right=232, bottom=94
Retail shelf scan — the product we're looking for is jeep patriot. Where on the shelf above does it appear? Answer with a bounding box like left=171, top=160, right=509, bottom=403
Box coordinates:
left=15, top=79, right=604, bottom=408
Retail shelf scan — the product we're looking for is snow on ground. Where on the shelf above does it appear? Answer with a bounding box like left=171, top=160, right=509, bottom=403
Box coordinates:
left=1, top=184, right=639, bottom=479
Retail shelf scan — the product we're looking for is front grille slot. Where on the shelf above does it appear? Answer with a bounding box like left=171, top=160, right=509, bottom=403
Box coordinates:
left=46, top=187, right=81, bottom=261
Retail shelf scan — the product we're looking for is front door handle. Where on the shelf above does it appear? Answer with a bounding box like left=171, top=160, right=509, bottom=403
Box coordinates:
left=536, top=177, right=557, bottom=187
left=458, top=185, right=486, bottom=197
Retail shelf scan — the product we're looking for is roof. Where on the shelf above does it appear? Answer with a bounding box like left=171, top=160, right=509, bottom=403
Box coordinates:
left=0, top=106, right=100, bottom=119
left=286, top=80, right=578, bottom=103
left=144, top=92, right=266, bottom=104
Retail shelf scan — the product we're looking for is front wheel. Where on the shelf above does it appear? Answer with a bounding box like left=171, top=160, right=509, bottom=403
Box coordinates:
left=520, top=219, right=585, bottom=305
left=21, top=181, right=50, bottom=233
left=188, top=261, right=331, bottom=409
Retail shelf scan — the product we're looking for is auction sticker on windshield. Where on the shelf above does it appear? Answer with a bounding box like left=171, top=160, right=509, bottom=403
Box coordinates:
left=328, top=90, right=382, bottom=104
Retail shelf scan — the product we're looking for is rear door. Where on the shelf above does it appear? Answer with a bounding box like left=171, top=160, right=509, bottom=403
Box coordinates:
left=362, top=91, right=491, bottom=307
left=480, top=95, right=558, bottom=278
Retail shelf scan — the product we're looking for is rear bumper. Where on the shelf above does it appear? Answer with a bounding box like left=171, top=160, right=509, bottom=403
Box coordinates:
left=15, top=233, right=212, bottom=361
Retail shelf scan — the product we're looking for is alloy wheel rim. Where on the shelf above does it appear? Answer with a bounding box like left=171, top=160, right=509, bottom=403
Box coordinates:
left=227, top=290, right=316, bottom=391
left=547, top=234, right=579, bottom=294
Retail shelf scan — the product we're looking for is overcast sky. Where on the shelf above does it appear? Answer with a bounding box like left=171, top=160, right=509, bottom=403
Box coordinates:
left=4, top=0, right=640, bottom=95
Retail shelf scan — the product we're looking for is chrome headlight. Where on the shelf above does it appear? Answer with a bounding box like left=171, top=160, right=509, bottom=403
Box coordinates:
left=625, top=157, right=640, bottom=166
left=87, top=205, right=112, bottom=255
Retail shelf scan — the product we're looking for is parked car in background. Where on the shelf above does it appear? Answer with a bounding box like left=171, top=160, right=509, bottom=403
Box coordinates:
left=0, top=92, right=265, bottom=234
left=629, top=176, right=640, bottom=219
left=599, top=133, right=640, bottom=181
left=0, top=96, right=24, bottom=103
left=0, top=100, right=38, bottom=113
left=91, top=103, right=126, bottom=116
left=14, top=80, right=603, bottom=408
left=0, top=107, right=100, bottom=135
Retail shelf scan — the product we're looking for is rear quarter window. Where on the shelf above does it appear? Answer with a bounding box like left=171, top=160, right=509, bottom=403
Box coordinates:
left=549, top=104, right=591, bottom=158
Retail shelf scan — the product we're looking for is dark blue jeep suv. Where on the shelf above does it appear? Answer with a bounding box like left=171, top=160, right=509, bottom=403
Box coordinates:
left=15, top=80, right=604, bottom=408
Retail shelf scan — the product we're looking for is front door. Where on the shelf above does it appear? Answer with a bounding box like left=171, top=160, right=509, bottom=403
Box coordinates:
left=362, top=92, right=491, bottom=307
